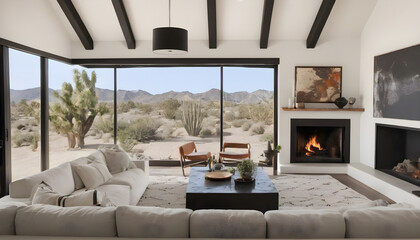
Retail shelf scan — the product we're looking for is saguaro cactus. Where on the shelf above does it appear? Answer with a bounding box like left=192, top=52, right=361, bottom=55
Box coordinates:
left=181, top=101, right=204, bottom=136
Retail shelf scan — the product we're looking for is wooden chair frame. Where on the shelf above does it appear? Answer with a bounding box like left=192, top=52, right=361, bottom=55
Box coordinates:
left=179, top=142, right=209, bottom=176
left=219, top=142, right=251, bottom=163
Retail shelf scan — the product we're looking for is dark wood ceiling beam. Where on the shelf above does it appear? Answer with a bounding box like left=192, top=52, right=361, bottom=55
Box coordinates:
left=207, top=0, right=217, bottom=49
left=57, top=0, right=93, bottom=50
left=306, top=0, right=335, bottom=48
left=112, top=0, right=136, bottom=49
left=260, top=0, right=274, bottom=49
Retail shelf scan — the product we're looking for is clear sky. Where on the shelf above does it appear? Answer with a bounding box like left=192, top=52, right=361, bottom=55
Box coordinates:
left=9, top=48, right=274, bottom=94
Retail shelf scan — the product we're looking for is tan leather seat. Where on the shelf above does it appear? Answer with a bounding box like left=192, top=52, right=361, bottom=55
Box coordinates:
left=179, top=142, right=210, bottom=176
left=219, top=142, right=251, bottom=163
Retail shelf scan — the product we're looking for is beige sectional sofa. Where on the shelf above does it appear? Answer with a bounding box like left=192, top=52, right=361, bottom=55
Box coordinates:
left=1, top=148, right=149, bottom=206
left=0, top=203, right=419, bottom=239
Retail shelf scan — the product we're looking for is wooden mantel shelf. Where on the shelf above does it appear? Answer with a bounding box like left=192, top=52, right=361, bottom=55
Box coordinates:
left=282, top=107, right=365, bottom=112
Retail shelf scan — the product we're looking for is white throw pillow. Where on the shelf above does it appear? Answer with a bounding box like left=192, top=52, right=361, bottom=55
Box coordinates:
left=99, top=145, right=131, bottom=174
left=31, top=182, right=61, bottom=206
left=31, top=182, right=102, bottom=207
left=74, top=159, right=112, bottom=190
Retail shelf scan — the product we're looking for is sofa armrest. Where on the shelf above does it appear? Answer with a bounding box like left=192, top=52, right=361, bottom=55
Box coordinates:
left=133, top=160, right=149, bottom=177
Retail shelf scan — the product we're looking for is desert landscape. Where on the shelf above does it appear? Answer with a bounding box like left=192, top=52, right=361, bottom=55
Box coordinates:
left=10, top=86, right=274, bottom=181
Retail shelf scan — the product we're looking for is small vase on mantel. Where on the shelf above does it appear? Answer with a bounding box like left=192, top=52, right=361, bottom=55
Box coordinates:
left=334, top=97, right=348, bottom=109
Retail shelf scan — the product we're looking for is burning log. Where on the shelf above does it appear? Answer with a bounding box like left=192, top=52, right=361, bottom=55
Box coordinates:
left=392, top=159, right=417, bottom=174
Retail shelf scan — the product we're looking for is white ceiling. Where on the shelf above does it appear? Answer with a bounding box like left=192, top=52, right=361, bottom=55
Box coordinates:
left=47, top=0, right=378, bottom=44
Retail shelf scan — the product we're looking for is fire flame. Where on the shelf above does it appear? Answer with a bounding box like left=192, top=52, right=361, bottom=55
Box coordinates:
left=305, top=136, right=323, bottom=156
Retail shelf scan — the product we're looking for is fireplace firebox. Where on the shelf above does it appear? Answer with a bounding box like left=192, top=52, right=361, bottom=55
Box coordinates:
left=375, top=124, right=420, bottom=187
left=291, top=119, right=350, bottom=163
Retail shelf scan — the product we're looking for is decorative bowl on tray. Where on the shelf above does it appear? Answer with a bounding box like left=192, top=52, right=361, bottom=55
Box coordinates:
left=205, top=171, right=232, bottom=180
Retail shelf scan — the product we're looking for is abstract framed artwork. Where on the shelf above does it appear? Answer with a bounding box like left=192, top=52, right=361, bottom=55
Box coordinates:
left=374, top=44, right=420, bottom=121
left=295, top=66, right=342, bottom=103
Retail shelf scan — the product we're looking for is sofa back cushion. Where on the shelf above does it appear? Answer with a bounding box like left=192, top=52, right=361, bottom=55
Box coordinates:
left=74, top=158, right=112, bottom=190
left=15, top=205, right=116, bottom=237
left=344, top=207, right=420, bottom=238
left=0, top=203, right=26, bottom=235
left=116, top=206, right=192, bottom=238
left=265, top=209, right=345, bottom=239
left=99, top=145, right=131, bottom=174
left=10, top=162, right=74, bottom=198
left=69, top=157, right=91, bottom=190
left=190, top=209, right=266, bottom=238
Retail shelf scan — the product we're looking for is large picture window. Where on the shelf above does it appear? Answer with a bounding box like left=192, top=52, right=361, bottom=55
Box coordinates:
left=49, top=60, right=114, bottom=168
left=117, top=67, right=221, bottom=160
left=9, top=49, right=41, bottom=181
left=0, top=45, right=278, bottom=196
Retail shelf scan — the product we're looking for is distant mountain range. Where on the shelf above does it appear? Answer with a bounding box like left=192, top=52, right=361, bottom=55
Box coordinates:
left=10, top=87, right=273, bottom=104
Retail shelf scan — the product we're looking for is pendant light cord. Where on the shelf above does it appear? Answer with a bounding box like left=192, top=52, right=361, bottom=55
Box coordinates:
left=169, top=0, right=171, bottom=27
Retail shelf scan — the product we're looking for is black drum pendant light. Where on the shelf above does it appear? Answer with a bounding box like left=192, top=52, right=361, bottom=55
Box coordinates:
left=153, top=0, right=188, bottom=54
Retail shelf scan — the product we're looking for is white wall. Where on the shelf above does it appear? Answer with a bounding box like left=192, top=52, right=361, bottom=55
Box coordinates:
left=359, top=0, right=420, bottom=168
left=72, top=38, right=362, bottom=166
left=0, top=0, right=72, bottom=57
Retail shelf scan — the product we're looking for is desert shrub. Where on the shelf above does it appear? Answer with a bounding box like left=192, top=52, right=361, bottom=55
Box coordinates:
left=200, top=128, right=213, bottom=138
left=232, top=119, right=245, bottom=128
left=118, top=130, right=137, bottom=152
left=249, top=102, right=273, bottom=125
left=223, top=122, right=231, bottom=129
left=251, top=124, right=265, bottom=135
left=158, top=124, right=176, bottom=139
left=12, top=131, right=39, bottom=148
left=118, top=101, right=136, bottom=113
left=94, top=115, right=114, bottom=135
left=159, top=99, right=181, bottom=119
left=31, top=133, right=39, bottom=151
left=238, top=105, right=251, bottom=119
left=260, top=133, right=274, bottom=142
left=242, top=121, right=252, bottom=131
left=181, top=101, right=204, bottom=136
left=135, top=103, right=153, bottom=114
left=117, top=118, right=161, bottom=151
left=224, top=112, right=236, bottom=121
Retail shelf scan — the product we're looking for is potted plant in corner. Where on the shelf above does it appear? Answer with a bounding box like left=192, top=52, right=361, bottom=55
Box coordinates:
left=260, top=141, right=282, bottom=166
left=237, top=159, right=256, bottom=182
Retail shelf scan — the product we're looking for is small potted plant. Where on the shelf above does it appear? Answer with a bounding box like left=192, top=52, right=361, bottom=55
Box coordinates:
left=237, top=159, right=256, bottom=181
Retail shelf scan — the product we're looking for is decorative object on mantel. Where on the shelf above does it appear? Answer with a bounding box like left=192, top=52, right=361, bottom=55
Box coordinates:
left=296, top=102, right=305, bottom=109
left=282, top=107, right=365, bottom=112
left=334, top=97, right=348, bottom=109
left=295, top=66, right=342, bottom=103
left=153, top=0, right=188, bottom=54
left=374, top=44, right=420, bottom=120
left=348, top=97, right=356, bottom=108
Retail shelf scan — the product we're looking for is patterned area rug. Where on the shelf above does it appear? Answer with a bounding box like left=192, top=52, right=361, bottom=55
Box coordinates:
left=138, top=174, right=371, bottom=208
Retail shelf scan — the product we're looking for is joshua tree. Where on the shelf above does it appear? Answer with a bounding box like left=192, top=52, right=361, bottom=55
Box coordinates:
left=181, top=101, right=204, bottom=136
left=50, top=69, right=109, bottom=149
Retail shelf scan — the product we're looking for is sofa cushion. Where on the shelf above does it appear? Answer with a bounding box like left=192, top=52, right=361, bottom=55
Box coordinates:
left=99, top=145, right=131, bottom=174
left=95, top=184, right=131, bottom=206
left=0, top=203, right=26, bottom=235
left=74, top=158, right=112, bottom=190
left=15, top=205, right=116, bottom=237
left=69, top=157, right=91, bottom=190
left=344, top=207, right=420, bottom=238
left=86, top=150, right=106, bottom=163
left=190, top=209, right=266, bottom=238
left=31, top=182, right=60, bottom=206
left=265, top=209, right=345, bottom=239
left=10, top=162, right=74, bottom=198
left=116, top=206, right=192, bottom=238
left=104, top=168, right=144, bottom=189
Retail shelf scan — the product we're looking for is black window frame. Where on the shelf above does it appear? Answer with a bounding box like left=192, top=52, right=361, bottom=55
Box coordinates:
left=0, top=38, right=279, bottom=197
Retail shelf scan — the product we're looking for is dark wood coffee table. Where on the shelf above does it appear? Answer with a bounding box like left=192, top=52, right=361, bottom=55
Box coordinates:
left=186, top=167, right=278, bottom=213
